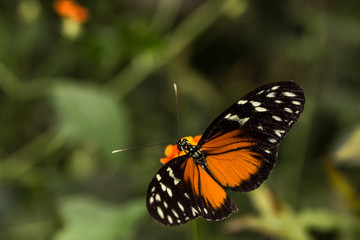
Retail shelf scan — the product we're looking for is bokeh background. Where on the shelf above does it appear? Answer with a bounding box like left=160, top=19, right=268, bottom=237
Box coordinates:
left=0, top=0, right=359, bottom=239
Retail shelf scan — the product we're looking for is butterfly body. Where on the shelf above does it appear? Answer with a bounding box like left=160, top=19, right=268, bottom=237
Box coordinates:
left=147, top=81, right=305, bottom=226
left=177, top=138, right=205, bottom=165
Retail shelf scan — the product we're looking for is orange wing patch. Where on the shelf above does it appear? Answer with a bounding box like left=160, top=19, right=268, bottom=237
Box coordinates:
left=201, top=130, right=264, bottom=188
left=182, top=159, right=227, bottom=209
left=201, top=129, right=254, bottom=153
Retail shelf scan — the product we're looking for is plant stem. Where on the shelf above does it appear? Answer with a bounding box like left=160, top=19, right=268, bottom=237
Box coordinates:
left=193, top=219, right=200, bottom=240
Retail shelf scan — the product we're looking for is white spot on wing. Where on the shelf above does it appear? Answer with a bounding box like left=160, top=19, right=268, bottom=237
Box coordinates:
left=268, top=138, right=277, bottom=143
left=274, top=130, right=281, bottom=137
left=155, top=194, right=161, bottom=202
left=275, top=100, right=283, bottom=104
left=257, top=90, right=265, bottom=95
left=184, top=193, right=190, bottom=199
left=271, top=86, right=280, bottom=90
left=203, top=208, right=208, bottom=214
left=167, top=167, right=181, bottom=185
left=225, top=113, right=249, bottom=125
left=274, top=129, right=285, bottom=137
left=272, top=115, right=282, bottom=121
left=264, top=149, right=271, bottom=154
left=238, top=99, right=248, bottom=105
left=157, top=206, right=164, bottom=219
left=284, top=107, right=293, bottom=113
left=178, top=201, right=185, bottom=212
left=164, top=201, right=168, bottom=208
left=250, top=101, right=261, bottom=107
left=282, top=91, right=296, bottom=97
left=191, top=207, right=198, bottom=216
left=172, top=209, right=179, bottom=218
left=156, top=174, right=161, bottom=181
left=167, top=215, right=173, bottom=224
left=257, top=125, right=263, bottom=130
left=255, top=107, right=267, bottom=112
left=167, top=188, right=173, bottom=197
left=160, top=182, right=166, bottom=192
left=149, top=196, right=154, bottom=204
left=266, top=92, right=275, bottom=98
left=292, top=100, right=301, bottom=105
left=151, top=186, right=155, bottom=193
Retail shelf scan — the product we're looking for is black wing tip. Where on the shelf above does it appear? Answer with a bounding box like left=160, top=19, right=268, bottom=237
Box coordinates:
left=260, top=81, right=304, bottom=96
left=200, top=195, right=238, bottom=222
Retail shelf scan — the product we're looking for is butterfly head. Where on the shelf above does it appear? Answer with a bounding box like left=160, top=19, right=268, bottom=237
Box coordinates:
left=177, top=138, right=190, bottom=152
left=160, top=135, right=202, bottom=165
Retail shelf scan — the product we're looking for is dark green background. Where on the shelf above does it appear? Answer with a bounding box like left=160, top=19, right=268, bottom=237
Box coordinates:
left=0, top=0, right=359, bottom=239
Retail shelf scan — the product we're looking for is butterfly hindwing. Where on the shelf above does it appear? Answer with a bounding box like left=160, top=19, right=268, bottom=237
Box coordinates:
left=147, top=155, right=237, bottom=226
left=199, top=81, right=305, bottom=192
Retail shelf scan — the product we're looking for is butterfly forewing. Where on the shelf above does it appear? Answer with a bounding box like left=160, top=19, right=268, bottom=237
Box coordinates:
left=199, top=81, right=305, bottom=192
left=199, top=81, right=305, bottom=145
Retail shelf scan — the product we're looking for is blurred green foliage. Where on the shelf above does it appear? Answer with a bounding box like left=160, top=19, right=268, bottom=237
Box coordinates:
left=0, top=0, right=359, bottom=239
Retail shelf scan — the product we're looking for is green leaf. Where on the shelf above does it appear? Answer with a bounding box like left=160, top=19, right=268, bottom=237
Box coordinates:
left=49, top=81, right=128, bottom=163
left=55, top=196, right=146, bottom=240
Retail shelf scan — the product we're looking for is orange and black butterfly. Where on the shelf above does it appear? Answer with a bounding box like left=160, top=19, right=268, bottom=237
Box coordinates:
left=146, top=81, right=305, bottom=226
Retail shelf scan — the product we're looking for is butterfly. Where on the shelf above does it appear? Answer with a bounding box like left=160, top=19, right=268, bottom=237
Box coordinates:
left=146, top=81, right=305, bottom=226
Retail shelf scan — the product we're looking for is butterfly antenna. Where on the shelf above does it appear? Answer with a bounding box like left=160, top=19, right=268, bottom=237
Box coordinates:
left=173, top=83, right=181, bottom=140
left=113, top=84, right=181, bottom=154
left=112, top=142, right=172, bottom=153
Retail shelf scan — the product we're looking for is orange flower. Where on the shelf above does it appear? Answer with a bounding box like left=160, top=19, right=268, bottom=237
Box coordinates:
left=53, top=0, right=89, bottom=23
left=160, top=135, right=202, bottom=165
